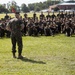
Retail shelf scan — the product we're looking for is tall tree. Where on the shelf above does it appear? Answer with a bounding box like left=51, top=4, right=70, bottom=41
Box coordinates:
left=28, top=4, right=35, bottom=11
left=35, top=6, right=40, bottom=11
left=21, top=3, right=29, bottom=12
left=0, top=4, right=9, bottom=13
left=7, top=0, right=19, bottom=13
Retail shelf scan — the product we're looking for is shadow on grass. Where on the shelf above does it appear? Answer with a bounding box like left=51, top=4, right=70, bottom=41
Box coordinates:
left=71, top=35, right=75, bottom=37
left=20, top=57, right=46, bottom=64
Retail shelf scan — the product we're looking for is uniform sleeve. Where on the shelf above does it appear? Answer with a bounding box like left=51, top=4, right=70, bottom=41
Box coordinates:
left=6, top=21, right=12, bottom=31
left=21, top=23, right=24, bottom=30
left=20, top=20, right=24, bottom=30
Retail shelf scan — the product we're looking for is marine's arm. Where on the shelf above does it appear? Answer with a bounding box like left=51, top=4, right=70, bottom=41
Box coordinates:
left=6, top=21, right=12, bottom=32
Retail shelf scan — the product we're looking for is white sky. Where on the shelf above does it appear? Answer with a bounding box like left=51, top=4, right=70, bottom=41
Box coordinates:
left=0, top=0, right=47, bottom=6
left=0, top=0, right=68, bottom=6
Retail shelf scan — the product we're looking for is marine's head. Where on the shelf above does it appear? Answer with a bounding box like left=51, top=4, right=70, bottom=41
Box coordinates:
left=15, top=12, right=20, bottom=18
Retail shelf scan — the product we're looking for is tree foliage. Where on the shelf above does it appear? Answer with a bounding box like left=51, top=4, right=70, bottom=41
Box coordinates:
left=28, top=0, right=60, bottom=11
left=7, top=0, right=20, bottom=12
left=21, top=3, right=29, bottom=12
left=0, top=5, right=9, bottom=13
left=0, top=0, right=61, bottom=13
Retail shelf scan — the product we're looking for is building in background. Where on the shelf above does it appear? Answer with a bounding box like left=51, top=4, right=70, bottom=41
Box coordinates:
left=48, top=4, right=58, bottom=12
left=57, top=0, right=75, bottom=10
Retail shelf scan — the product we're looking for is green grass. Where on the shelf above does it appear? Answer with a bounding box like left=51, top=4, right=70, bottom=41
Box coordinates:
left=0, top=34, right=75, bottom=75
left=0, top=13, right=42, bottom=19
left=0, top=12, right=56, bottom=19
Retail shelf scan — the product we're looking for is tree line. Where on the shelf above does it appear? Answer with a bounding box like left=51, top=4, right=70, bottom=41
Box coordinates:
left=0, top=0, right=60, bottom=13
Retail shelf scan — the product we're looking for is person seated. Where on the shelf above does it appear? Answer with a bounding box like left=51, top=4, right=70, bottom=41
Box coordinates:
left=39, top=12, right=45, bottom=20
left=4, top=13, right=9, bottom=19
left=65, top=23, right=72, bottom=37
left=46, top=12, right=51, bottom=20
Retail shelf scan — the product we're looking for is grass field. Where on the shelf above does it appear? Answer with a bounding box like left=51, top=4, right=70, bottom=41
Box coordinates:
left=0, top=13, right=44, bottom=19
left=0, top=34, right=75, bottom=75
left=0, top=12, right=55, bottom=19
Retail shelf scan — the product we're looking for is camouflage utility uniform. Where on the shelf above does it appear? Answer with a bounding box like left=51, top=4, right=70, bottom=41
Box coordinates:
left=7, top=17, right=24, bottom=58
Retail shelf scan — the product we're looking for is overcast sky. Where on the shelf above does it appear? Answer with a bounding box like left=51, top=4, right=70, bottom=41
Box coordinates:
left=0, top=0, right=47, bottom=6
left=0, top=0, right=68, bottom=6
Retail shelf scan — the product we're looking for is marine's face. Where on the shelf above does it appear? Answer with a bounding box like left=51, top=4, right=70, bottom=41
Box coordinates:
left=15, top=14, right=20, bottom=18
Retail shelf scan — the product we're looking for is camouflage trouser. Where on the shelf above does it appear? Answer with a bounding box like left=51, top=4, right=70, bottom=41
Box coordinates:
left=11, top=35, right=23, bottom=56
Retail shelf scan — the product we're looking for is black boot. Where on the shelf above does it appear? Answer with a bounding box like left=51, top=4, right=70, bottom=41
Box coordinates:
left=18, top=53, right=24, bottom=59
left=17, top=55, right=24, bottom=59
left=13, top=53, right=16, bottom=58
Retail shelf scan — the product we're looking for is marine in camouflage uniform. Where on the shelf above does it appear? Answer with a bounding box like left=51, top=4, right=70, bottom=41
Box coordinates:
left=6, top=12, right=24, bottom=59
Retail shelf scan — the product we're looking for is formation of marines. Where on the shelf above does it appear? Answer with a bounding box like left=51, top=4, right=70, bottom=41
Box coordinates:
left=0, top=11, right=75, bottom=38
